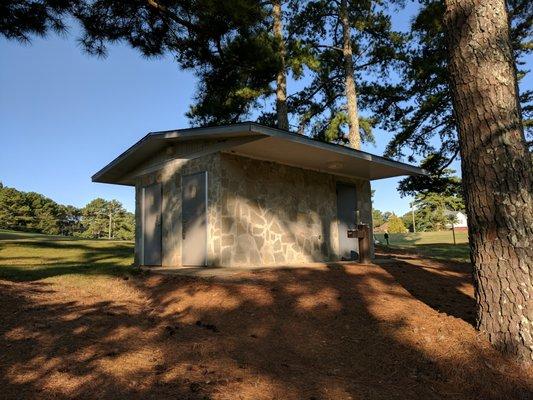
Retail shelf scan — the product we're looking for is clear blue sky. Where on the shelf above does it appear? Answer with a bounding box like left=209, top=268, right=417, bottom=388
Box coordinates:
left=0, top=5, right=530, bottom=216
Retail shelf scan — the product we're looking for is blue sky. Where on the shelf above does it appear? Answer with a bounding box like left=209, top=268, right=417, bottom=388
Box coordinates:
left=0, top=5, right=530, bottom=216
left=1, top=35, right=195, bottom=212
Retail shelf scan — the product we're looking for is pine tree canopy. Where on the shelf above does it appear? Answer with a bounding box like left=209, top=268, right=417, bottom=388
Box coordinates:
left=374, top=0, right=532, bottom=195
left=286, top=0, right=405, bottom=143
left=1, top=0, right=531, bottom=196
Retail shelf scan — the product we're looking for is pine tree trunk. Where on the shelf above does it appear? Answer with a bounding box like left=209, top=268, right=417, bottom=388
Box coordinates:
left=272, top=0, right=289, bottom=130
left=444, top=0, right=533, bottom=363
left=340, top=0, right=360, bottom=150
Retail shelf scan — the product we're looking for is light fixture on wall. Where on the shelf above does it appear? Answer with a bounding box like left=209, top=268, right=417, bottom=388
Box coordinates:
left=326, top=161, right=343, bottom=170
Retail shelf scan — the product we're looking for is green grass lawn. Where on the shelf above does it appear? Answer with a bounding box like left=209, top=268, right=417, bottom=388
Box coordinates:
left=0, top=229, right=68, bottom=241
left=374, top=230, right=470, bottom=263
left=0, top=229, right=135, bottom=282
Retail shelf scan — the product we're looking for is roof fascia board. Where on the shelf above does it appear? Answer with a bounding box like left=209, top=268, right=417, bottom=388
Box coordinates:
left=93, top=122, right=425, bottom=184
left=92, top=124, right=263, bottom=183
left=151, top=122, right=257, bottom=140
left=92, top=133, right=153, bottom=182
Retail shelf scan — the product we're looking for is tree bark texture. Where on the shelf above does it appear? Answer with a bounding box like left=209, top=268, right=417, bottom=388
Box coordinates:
left=340, top=0, right=361, bottom=150
left=273, top=0, right=289, bottom=131
left=444, top=0, right=533, bottom=363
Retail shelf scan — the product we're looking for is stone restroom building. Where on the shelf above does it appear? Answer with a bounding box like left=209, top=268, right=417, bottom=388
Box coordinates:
left=93, top=122, right=423, bottom=268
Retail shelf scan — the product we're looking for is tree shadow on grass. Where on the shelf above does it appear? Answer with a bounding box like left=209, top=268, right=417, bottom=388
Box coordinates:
left=0, top=239, right=135, bottom=282
left=0, top=263, right=139, bottom=282
left=1, top=262, right=531, bottom=400
left=375, top=241, right=470, bottom=263
left=410, top=243, right=469, bottom=261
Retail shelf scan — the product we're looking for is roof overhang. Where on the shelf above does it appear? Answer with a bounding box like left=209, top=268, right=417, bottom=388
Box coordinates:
left=92, top=122, right=425, bottom=186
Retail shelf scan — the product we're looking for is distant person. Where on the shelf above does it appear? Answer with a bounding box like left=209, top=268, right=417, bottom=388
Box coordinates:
left=384, top=232, right=389, bottom=246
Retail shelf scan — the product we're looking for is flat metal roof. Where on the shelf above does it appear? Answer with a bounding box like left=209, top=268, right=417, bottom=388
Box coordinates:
left=92, top=122, right=425, bottom=185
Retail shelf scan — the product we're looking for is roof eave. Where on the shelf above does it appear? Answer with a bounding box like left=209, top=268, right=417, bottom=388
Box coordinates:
left=245, top=122, right=426, bottom=177
left=91, top=123, right=263, bottom=184
left=92, top=122, right=426, bottom=184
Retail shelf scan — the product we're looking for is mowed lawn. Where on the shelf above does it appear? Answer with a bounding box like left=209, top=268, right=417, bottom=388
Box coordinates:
left=1, top=230, right=532, bottom=400
left=0, top=229, right=134, bottom=282
left=374, top=231, right=470, bottom=262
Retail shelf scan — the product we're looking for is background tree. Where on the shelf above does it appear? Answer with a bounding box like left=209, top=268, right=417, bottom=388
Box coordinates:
left=411, top=191, right=464, bottom=232
left=112, top=212, right=135, bottom=240
left=106, top=199, right=123, bottom=239
left=0, top=186, right=32, bottom=230
left=81, top=198, right=109, bottom=239
left=400, top=211, right=413, bottom=232
left=0, top=0, right=77, bottom=42
left=0, top=183, right=134, bottom=240
left=386, top=214, right=406, bottom=233
left=0, top=184, right=101, bottom=236
left=188, top=1, right=316, bottom=128
left=26, top=191, right=62, bottom=234
left=373, top=0, right=532, bottom=194
left=273, top=0, right=289, bottom=129
left=382, top=211, right=393, bottom=222
left=444, top=0, right=533, bottom=362
left=340, top=0, right=361, bottom=148
left=58, top=205, right=83, bottom=236
left=397, top=155, right=464, bottom=202
left=80, top=198, right=132, bottom=239
left=289, top=0, right=405, bottom=147
left=372, top=209, right=384, bottom=227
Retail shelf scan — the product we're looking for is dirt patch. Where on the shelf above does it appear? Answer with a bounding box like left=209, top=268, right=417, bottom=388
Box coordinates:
left=0, top=257, right=531, bottom=400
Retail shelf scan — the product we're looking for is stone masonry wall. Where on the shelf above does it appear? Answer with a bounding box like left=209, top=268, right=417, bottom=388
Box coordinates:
left=133, top=145, right=373, bottom=267
left=217, top=153, right=373, bottom=266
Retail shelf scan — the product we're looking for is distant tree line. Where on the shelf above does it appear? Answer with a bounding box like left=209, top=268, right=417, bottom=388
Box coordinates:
left=373, top=184, right=465, bottom=233
left=0, top=182, right=134, bottom=240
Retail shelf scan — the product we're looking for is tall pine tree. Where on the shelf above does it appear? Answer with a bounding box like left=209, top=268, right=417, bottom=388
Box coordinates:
left=444, top=0, right=533, bottom=362
left=288, top=0, right=405, bottom=147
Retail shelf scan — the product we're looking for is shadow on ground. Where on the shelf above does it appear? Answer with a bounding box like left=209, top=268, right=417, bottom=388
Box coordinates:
left=375, top=250, right=475, bottom=325
left=0, top=239, right=134, bottom=281
left=375, top=242, right=470, bottom=263
left=1, top=256, right=531, bottom=400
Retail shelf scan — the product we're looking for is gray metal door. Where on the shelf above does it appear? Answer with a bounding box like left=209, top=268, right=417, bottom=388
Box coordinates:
left=336, top=183, right=358, bottom=259
left=143, top=183, right=162, bottom=266
left=182, top=171, right=207, bottom=266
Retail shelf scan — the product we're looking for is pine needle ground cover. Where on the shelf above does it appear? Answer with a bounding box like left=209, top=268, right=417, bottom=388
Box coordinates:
left=0, top=230, right=531, bottom=399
